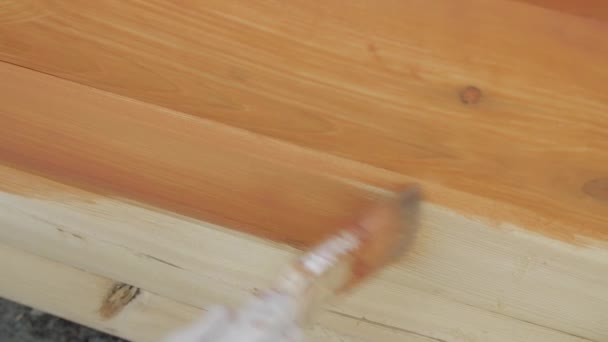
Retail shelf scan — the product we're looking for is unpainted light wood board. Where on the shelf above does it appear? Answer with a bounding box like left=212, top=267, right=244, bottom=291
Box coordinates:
left=0, top=164, right=605, bottom=341
left=0, top=244, right=199, bottom=342
left=0, top=243, right=437, bottom=342
left=0, top=0, right=607, bottom=243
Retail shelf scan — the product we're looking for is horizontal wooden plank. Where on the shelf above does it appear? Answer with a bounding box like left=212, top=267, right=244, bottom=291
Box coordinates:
left=0, top=243, right=437, bottom=342
left=0, top=245, right=199, bottom=342
left=0, top=165, right=605, bottom=341
left=0, top=0, right=607, bottom=243
left=0, top=58, right=604, bottom=250
left=0, top=61, right=407, bottom=247
left=516, top=0, right=608, bottom=21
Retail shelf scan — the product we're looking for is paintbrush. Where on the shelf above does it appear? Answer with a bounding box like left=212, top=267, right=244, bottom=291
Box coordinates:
left=167, top=187, right=421, bottom=342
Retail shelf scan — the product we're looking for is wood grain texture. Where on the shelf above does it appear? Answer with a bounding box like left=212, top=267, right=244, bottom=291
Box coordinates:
left=0, top=61, right=401, bottom=247
left=0, top=60, right=605, bottom=249
left=0, top=244, right=200, bottom=342
left=0, top=244, right=436, bottom=342
left=517, top=0, right=608, bottom=22
left=0, top=0, right=607, bottom=243
left=0, top=164, right=605, bottom=341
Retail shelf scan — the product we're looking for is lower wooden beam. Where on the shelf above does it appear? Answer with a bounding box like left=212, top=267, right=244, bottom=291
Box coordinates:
left=0, top=243, right=436, bottom=342
left=0, top=243, right=199, bottom=341
left=0, top=164, right=604, bottom=341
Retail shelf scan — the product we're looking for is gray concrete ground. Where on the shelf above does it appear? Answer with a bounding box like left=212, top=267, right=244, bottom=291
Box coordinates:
left=0, top=298, right=125, bottom=342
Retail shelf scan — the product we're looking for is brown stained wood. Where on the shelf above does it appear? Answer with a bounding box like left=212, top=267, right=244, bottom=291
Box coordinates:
left=583, top=178, right=608, bottom=202
left=0, top=62, right=399, bottom=247
left=516, top=0, right=608, bottom=22
left=0, top=0, right=607, bottom=243
left=0, top=62, right=606, bottom=247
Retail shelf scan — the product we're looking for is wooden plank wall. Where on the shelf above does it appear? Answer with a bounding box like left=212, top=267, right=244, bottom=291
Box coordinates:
left=0, top=0, right=607, bottom=341
left=0, top=0, right=606, bottom=244
left=0, top=66, right=606, bottom=339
